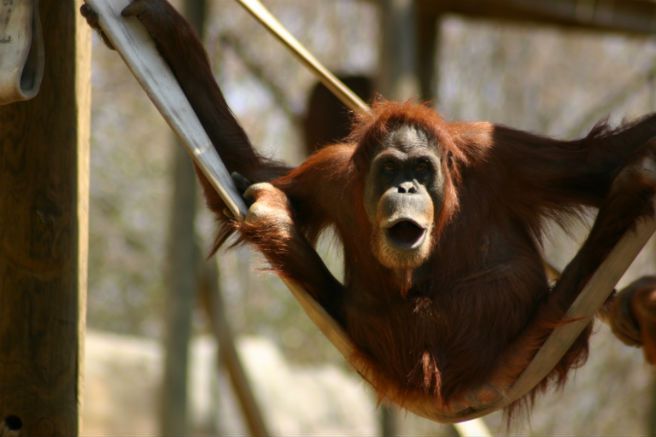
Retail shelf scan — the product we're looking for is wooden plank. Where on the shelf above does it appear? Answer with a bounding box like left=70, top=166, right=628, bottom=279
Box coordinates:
left=84, top=0, right=357, bottom=428
left=85, top=0, right=248, bottom=219
left=506, top=206, right=656, bottom=402
left=431, top=202, right=656, bottom=422
left=0, top=0, right=90, bottom=435
left=85, top=0, right=359, bottom=372
left=84, top=0, right=359, bottom=358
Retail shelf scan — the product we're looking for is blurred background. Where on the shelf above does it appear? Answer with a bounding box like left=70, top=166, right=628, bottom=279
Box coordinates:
left=82, top=0, right=656, bottom=435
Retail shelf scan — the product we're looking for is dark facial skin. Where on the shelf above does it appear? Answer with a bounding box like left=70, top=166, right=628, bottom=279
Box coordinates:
left=364, top=125, right=444, bottom=270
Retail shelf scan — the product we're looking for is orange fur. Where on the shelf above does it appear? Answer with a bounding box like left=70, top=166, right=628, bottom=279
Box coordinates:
left=125, top=1, right=656, bottom=422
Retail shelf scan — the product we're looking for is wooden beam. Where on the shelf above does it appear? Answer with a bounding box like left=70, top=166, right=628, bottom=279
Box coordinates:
left=199, top=261, right=270, bottom=437
left=378, top=1, right=421, bottom=434
left=419, top=0, right=656, bottom=35
left=415, top=7, right=440, bottom=101
left=0, top=0, right=90, bottom=435
left=159, top=1, right=206, bottom=434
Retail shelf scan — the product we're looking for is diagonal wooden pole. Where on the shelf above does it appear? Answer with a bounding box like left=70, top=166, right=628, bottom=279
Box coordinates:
left=233, top=0, right=369, bottom=115
left=86, top=0, right=248, bottom=220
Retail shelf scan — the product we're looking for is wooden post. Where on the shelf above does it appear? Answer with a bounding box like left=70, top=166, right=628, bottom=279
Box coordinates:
left=378, top=0, right=419, bottom=101
left=416, top=1, right=441, bottom=102
left=0, top=0, right=90, bottom=435
left=199, top=261, right=270, bottom=437
left=377, top=2, right=420, bottom=433
left=159, top=131, right=199, bottom=433
left=159, top=0, right=207, bottom=434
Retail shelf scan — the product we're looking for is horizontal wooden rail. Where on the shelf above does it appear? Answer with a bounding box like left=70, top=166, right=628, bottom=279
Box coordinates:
left=422, top=0, right=656, bottom=35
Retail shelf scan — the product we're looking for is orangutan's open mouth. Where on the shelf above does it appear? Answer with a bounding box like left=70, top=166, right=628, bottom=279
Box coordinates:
left=385, top=219, right=427, bottom=250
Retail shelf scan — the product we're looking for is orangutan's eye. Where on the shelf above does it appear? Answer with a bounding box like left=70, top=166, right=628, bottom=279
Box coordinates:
left=382, top=160, right=397, bottom=174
